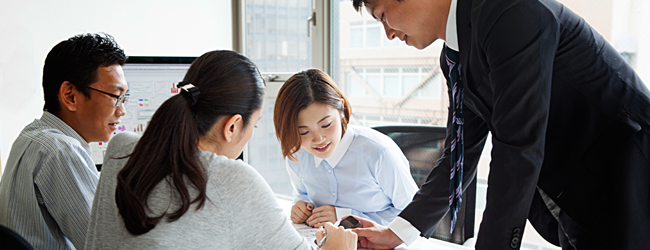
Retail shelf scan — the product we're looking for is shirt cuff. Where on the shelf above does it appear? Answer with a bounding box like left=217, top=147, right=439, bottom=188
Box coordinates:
left=335, top=207, right=352, bottom=221
left=388, top=216, right=421, bottom=246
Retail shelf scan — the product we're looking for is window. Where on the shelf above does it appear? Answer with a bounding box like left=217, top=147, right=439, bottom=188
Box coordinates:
left=346, top=66, right=441, bottom=100
left=236, top=0, right=328, bottom=197
left=241, top=0, right=312, bottom=73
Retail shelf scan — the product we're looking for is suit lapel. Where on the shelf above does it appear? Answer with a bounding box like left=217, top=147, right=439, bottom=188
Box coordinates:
left=457, top=0, right=473, bottom=78
left=455, top=0, right=494, bottom=123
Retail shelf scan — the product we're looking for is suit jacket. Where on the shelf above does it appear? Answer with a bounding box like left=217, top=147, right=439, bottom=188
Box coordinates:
left=399, top=0, right=650, bottom=249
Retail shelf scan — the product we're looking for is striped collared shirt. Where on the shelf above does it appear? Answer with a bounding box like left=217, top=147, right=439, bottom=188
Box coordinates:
left=0, top=111, right=98, bottom=250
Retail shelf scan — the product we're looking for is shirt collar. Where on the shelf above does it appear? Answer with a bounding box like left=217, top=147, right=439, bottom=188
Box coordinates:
left=313, top=126, right=355, bottom=168
left=41, top=111, right=92, bottom=154
left=445, top=0, right=459, bottom=52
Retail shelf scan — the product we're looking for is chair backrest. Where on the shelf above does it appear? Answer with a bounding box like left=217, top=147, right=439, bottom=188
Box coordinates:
left=372, top=125, right=476, bottom=245
left=0, top=224, right=34, bottom=250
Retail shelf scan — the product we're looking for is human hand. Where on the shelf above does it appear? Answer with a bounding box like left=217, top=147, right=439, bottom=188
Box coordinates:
left=316, top=222, right=357, bottom=250
left=290, top=201, right=314, bottom=224
left=351, top=216, right=403, bottom=249
left=306, top=205, right=336, bottom=228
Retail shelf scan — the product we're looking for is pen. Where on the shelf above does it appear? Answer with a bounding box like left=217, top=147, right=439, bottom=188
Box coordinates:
left=316, top=220, right=340, bottom=248
left=316, top=234, right=328, bottom=248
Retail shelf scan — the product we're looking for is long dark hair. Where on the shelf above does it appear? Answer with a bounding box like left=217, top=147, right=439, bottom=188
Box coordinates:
left=115, top=50, right=265, bottom=235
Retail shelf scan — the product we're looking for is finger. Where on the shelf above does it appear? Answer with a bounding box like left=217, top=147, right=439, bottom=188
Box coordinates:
left=306, top=211, right=325, bottom=224
left=308, top=216, right=328, bottom=227
left=313, top=216, right=337, bottom=228
left=295, top=208, right=310, bottom=220
left=314, top=220, right=335, bottom=228
left=352, top=228, right=395, bottom=250
left=313, top=222, right=325, bottom=228
left=351, top=230, right=358, bottom=242
left=351, top=227, right=373, bottom=238
left=292, top=213, right=306, bottom=224
left=357, top=236, right=369, bottom=248
left=356, top=234, right=392, bottom=250
left=323, top=222, right=336, bottom=232
left=346, top=229, right=358, bottom=246
left=315, top=226, right=324, bottom=242
left=306, top=214, right=316, bottom=225
left=307, top=203, right=314, bottom=211
left=322, top=221, right=336, bottom=232
left=352, top=215, right=374, bottom=228
left=308, top=217, right=322, bottom=227
left=311, top=206, right=323, bottom=213
left=312, top=205, right=333, bottom=214
left=291, top=210, right=304, bottom=221
left=296, top=203, right=309, bottom=214
left=292, top=214, right=305, bottom=224
left=312, top=210, right=329, bottom=220
left=364, top=241, right=393, bottom=249
left=294, top=210, right=310, bottom=223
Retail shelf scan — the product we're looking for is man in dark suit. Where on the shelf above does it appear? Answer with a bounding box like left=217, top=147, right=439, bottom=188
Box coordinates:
left=348, top=0, right=650, bottom=249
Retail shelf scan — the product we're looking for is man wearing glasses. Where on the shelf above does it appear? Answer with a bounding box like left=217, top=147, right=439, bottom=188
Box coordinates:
left=0, top=33, right=128, bottom=250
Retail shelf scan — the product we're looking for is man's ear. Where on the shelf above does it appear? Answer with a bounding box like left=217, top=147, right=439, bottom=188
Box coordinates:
left=222, top=114, right=243, bottom=143
left=59, top=81, right=79, bottom=112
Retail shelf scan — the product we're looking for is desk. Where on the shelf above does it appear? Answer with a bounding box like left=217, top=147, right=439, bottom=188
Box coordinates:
left=276, top=195, right=474, bottom=250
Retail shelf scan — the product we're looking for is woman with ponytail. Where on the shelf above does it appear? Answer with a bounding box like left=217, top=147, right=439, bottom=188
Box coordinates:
left=85, top=50, right=357, bottom=249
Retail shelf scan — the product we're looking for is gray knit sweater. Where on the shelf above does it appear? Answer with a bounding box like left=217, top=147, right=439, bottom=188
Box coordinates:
left=85, top=132, right=314, bottom=249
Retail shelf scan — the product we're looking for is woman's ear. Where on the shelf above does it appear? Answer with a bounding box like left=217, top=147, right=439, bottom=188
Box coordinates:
left=222, top=114, right=243, bottom=143
left=59, top=81, right=78, bottom=112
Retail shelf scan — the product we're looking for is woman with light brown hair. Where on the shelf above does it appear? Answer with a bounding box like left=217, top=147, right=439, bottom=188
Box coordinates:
left=274, top=68, right=418, bottom=228
left=85, top=52, right=356, bottom=250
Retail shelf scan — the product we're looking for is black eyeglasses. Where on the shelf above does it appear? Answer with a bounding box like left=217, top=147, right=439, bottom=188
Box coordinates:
left=86, top=86, right=130, bottom=107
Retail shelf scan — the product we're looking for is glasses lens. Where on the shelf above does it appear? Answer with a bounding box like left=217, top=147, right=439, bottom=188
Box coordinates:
left=116, top=95, right=129, bottom=107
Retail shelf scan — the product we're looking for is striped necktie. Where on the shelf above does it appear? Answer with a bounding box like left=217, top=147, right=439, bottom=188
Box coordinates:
left=445, top=46, right=464, bottom=233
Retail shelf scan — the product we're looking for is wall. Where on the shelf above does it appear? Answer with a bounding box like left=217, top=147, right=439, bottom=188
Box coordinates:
left=562, top=0, right=650, bottom=86
left=0, top=0, right=233, bottom=171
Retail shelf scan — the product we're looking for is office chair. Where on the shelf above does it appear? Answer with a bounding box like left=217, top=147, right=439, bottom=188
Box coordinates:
left=372, top=125, right=476, bottom=245
left=0, top=224, right=34, bottom=250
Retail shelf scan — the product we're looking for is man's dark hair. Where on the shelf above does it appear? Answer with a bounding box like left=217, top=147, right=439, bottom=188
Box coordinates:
left=352, top=0, right=370, bottom=12
left=42, top=33, right=127, bottom=115
left=353, top=0, right=404, bottom=12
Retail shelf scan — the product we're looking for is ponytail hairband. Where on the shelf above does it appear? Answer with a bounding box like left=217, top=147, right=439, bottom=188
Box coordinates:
left=177, top=81, right=200, bottom=106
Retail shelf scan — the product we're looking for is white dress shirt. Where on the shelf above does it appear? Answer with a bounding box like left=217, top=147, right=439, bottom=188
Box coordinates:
left=388, top=0, right=459, bottom=245
left=286, top=125, right=418, bottom=225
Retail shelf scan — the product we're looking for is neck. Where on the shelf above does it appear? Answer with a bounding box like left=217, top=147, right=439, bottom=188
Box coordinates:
left=198, top=138, right=221, bottom=155
left=439, top=0, right=453, bottom=41
left=56, top=110, right=88, bottom=142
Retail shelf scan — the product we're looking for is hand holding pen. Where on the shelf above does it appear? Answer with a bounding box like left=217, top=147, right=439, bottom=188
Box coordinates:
left=315, top=222, right=357, bottom=250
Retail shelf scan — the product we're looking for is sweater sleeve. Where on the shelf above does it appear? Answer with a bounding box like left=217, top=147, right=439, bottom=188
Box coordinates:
left=218, top=159, right=317, bottom=249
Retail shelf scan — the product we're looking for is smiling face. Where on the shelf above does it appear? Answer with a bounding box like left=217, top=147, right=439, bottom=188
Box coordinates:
left=297, top=103, right=344, bottom=159
left=74, top=64, right=128, bottom=142
left=365, top=0, right=448, bottom=49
